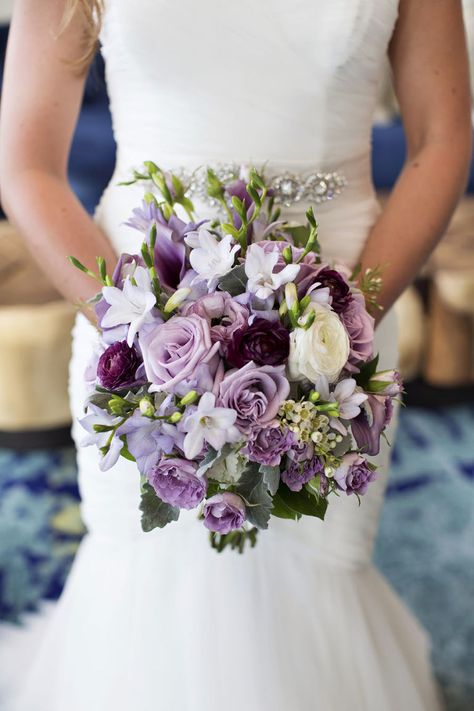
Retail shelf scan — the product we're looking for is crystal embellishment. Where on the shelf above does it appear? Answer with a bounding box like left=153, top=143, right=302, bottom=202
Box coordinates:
left=171, top=162, right=347, bottom=209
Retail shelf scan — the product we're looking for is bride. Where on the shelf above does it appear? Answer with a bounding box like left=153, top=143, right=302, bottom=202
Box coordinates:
left=0, top=1, right=471, bottom=709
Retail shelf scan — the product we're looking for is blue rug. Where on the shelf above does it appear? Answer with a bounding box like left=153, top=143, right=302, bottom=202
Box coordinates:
left=0, top=405, right=473, bottom=710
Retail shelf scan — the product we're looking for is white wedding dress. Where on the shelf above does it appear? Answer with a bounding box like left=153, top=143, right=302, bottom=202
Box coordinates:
left=0, top=1, right=444, bottom=709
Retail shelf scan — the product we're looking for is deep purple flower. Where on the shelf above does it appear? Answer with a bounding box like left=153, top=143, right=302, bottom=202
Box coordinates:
left=97, top=341, right=143, bottom=390
left=333, top=453, right=377, bottom=496
left=226, top=317, right=290, bottom=367
left=218, top=362, right=290, bottom=434
left=341, top=292, right=374, bottom=371
left=243, top=424, right=296, bottom=466
left=351, top=394, right=393, bottom=456
left=148, top=457, right=206, bottom=509
left=182, top=293, right=249, bottom=350
left=281, top=456, right=324, bottom=492
left=313, top=267, right=352, bottom=313
left=203, top=493, right=246, bottom=534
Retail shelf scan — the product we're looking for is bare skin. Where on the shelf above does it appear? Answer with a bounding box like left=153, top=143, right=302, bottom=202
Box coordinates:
left=0, top=0, right=472, bottom=325
left=360, top=0, right=472, bottom=323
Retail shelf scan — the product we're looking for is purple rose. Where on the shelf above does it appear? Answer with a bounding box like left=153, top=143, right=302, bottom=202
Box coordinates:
left=148, top=457, right=206, bottom=509
left=140, top=314, right=220, bottom=393
left=97, top=341, right=143, bottom=390
left=351, top=394, right=392, bottom=456
left=226, top=318, right=290, bottom=368
left=182, top=293, right=249, bottom=350
left=203, top=493, right=246, bottom=534
left=333, top=453, right=377, bottom=496
left=341, top=292, right=374, bottom=371
left=281, top=455, right=324, bottom=492
left=218, top=362, right=290, bottom=434
left=243, top=424, right=296, bottom=466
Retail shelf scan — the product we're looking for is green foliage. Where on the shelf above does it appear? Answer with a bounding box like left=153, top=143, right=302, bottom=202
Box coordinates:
left=139, top=483, right=180, bottom=532
left=275, top=483, right=328, bottom=520
left=217, top=264, right=248, bottom=296
left=354, top=354, right=380, bottom=390
left=235, top=466, right=273, bottom=530
left=259, top=465, right=280, bottom=496
left=209, top=527, right=259, bottom=554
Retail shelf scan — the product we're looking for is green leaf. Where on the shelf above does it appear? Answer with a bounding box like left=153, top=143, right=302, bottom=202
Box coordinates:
left=139, top=483, right=180, bottom=532
left=277, top=483, right=328, bottom=520
left=217, top=264, right=248, bottom=296
left=271, top=492, right=301, bottom=521
left=209, top=527, right=259, bottom=554
left=259, top=464, right=280, bottom=496
left=354, top=354, right=380, bottom=389
left=235, top=465, right=273, bottom=530
left=284, top=224, right=311, bottom=248
left=119, top=436, right=136, bottom=462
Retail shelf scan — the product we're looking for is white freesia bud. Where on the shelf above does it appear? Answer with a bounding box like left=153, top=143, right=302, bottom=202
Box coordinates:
left=288, top=304, right=350, bottom=384
left=139, top=398, right=155, bottom=418
left=284, top=282, right=298, bottom=310
left=164, top=287, right=191, bottom=314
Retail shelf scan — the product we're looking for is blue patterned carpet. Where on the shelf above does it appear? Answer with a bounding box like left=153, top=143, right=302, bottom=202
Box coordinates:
left=0, top=405, right=473, bottom=710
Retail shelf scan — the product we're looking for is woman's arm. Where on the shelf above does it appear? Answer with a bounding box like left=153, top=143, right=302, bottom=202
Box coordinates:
left=358, top=0, right=472, bottom=322
left=0, top=0, right=118, bottom=314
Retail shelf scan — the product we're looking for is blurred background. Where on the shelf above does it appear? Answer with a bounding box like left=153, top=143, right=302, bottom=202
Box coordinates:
left=0, top=1, right=473, bottom=709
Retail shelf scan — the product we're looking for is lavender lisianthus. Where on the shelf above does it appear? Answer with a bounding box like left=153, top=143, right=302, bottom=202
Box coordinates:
left=281, top=455, right=324, bottom=492
left=218, top=362, right=290, bottom=434
left=97, top=341, right=143, bottom=391
left=140, top=314, right=220, bottom=393
left=148, top=457, right=206, bottom=509
left=182, top=292, right=249, bottom=350
left=333, top=453, right=377, bottom=496
left=340, top=291, right=374, bottom=372
left=203, top=493, right=246, bottom=534
left=226, top=317, right=290, bottom=368
left=243, top=424, right=296, bottom=466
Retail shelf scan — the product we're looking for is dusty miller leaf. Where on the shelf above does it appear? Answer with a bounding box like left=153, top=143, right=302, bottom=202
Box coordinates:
left=259, top=464, right=280, bottom=496
left=235, top=465, right=273, bottom=530
left=217, top=264, right=248, bottom=296
left=139, top=483, right=180, bottom=532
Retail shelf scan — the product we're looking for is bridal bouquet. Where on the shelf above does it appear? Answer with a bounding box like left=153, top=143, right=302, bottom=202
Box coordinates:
left=71, top=162, right=402, bottom=552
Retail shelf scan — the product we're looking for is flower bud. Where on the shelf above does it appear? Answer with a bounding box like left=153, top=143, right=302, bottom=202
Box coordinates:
left=139, top=397, right=155, bottom=418
left=168, top=411, right=183, bottom=424
left=282, top=246, right=293, bottom=264
left=164, top=287, right=191, bottom=314
left=308, top=390, right=320, bottom=403
left=285, top=282, right=298, bottom=310
left=179, top=390, right=199, bottom=407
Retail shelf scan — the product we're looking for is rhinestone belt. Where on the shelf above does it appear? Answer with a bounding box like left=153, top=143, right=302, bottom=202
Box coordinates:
left=173, top=162, right=347, bottom=209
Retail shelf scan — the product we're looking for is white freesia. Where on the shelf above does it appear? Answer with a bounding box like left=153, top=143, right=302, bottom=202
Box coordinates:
left=186, top=228, right=240, bottom=288
left=163, top=287, right=191, bottom=314
left=288, top=303, right=350, bottom=384
left=102, top=266, right=156, bottom=347
left=79, top=404, right=123, bottom=471
left=182, top=392, right=240, bottom=459
left=245, top=244, right=300, bottom=300
left=314, top=375, right=368, bottom=434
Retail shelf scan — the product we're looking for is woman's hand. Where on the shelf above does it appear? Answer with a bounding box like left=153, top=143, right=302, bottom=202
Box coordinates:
left=358, top=0, right=472, bottom=324
left=0, top=1, right=118, bottom=318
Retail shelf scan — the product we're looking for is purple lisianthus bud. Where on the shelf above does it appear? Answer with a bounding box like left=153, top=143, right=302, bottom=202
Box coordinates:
left=243, top=424, right=296, bottom=466
left=226, top=317, right=290, bottom=368
left=97, top=341, right=143, bottom=390
left=368, top=370, right=403, bottom=397
left=218, top=361, right=290, bottom=434
left=140, top=314, right=220, bottom=394
left=112, top=253, right=143, bottom=288
left=341, top=292, right=375, bottom=371
left=203, top=493, right=246, bottom=534
left=333, top=453, right=377, bottom=496
left=148, top=457, right=206, bottom=509
left=281, top=455, right=324, bottom=492
left=351, top=394, right=393, bottom=456
left=182, top=293, right=249, bottom=350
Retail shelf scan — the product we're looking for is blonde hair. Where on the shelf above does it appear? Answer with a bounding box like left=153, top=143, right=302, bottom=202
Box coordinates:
left=61, top=0, right=104, bottom=72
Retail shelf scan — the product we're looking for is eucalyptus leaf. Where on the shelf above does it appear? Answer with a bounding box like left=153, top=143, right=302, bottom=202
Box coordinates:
left=217, top=264, right=248, bottom=296
left=235, top=465, right=273, bottom=530
left=139, top=483, right=180, bottom=532
left=259, top=464, right=280, bottom=496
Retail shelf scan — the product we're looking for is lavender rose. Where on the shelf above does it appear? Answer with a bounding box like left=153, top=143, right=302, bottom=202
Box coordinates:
left=340, top=292, right=374, bottom=371
left=333, top=453, right=377, bottom=496
left=218, top=362, right=290, bottom=434
left=140, top=314, right=220, bottom=393
left=243, top=424, right=296, bottom=466
left=203, top=493, right=246, bottom=534
left=97, top=341, right=143, bottom=390
left=182, top=293, right=249, bottom=350
left=148, top=457, right=206, bottom=509
left=281, top=455, right=324, bottom=492
left=226, top=318, right=290, bottom=368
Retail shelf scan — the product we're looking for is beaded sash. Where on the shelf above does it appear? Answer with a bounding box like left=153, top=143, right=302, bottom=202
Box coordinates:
left=172, top=162, right=347, bottom=209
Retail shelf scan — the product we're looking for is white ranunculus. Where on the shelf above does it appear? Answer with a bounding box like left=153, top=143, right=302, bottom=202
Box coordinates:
left=288, top=304, right=350, bottom=384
